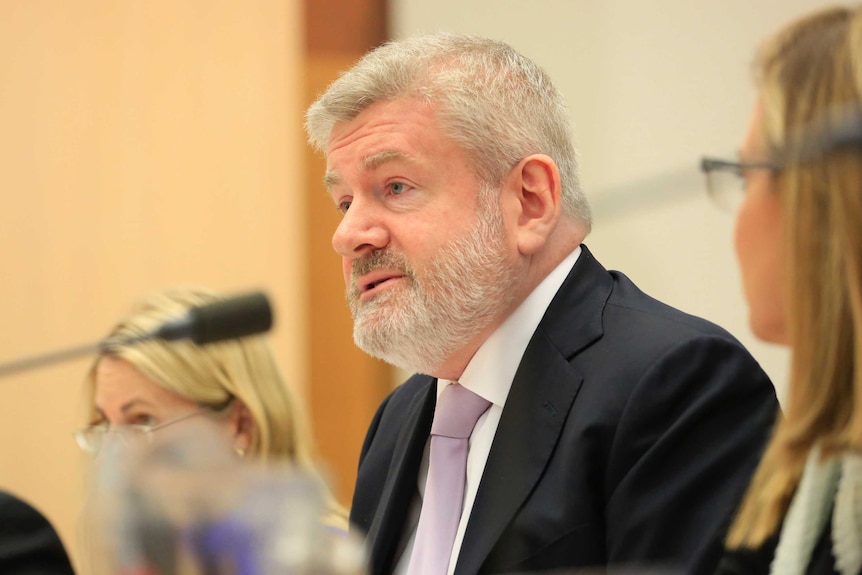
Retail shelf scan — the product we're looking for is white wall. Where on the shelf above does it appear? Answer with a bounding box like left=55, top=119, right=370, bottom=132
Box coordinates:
left=389, top=0, right=846, bottom=401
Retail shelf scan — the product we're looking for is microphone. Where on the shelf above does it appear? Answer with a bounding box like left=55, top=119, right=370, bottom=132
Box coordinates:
left=821, top=111, right=862, bottom=150
left=0, top=291, right=274, bottom=378
left=138, top=291, right=273, bottom=346
left=780, top=107, right=862, bottom=164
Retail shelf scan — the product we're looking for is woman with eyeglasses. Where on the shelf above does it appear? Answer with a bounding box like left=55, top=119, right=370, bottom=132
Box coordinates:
left=709, top=6, right=862, bottom=575
left=76, top=288, right=348, bottom=525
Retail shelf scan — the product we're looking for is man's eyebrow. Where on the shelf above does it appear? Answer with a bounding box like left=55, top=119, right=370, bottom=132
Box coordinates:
left=323, top=170, right=341, bottom=189
left=323, top=151, right=414, bottom=190
left=362, top=150, right=412, bottom=170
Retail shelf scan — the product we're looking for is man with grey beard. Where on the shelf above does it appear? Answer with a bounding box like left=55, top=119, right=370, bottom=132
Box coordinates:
left=305, top=33, right=778, bottom=575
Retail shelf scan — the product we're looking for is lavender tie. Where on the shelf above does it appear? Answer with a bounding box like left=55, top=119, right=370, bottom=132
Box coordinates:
left=407, top=383, right=492, bottom=575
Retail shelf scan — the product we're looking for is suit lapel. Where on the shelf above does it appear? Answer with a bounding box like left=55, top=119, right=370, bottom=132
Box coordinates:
left=454, top=245, right=613, bottom=575
left=366, top=378, right=436, bottom=575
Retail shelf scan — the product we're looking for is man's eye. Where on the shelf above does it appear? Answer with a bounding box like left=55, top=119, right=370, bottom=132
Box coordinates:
left=337, top=200, right=352, bottom=214
left=390, top=182, right=408, bottom=195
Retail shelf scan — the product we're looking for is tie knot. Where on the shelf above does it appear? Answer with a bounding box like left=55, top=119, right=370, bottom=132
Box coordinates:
left=431, top=384, right=491, bottom=439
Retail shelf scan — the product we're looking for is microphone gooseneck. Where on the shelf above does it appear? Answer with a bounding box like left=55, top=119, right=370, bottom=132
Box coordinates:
left=0, top=291, right=275, bottom=378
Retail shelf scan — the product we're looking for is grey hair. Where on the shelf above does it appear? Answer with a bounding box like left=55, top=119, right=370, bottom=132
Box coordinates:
left=305, top=33, right=591, bottom=227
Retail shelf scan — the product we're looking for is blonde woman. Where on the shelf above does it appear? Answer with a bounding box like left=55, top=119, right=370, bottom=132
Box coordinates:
left=76, top=288, right=348, bottom=530
left=702, top=6, right=862, bottom=574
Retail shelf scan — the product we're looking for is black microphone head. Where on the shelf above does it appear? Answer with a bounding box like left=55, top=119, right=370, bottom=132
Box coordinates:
left=780, top=106, right=862, bottom=165
left=824, top=111, right=862, bottom=150
left=189, top=291, right=274, bottom=344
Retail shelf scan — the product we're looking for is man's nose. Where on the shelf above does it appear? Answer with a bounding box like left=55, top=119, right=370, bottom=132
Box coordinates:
left=332, top=201, right=390, bottom=258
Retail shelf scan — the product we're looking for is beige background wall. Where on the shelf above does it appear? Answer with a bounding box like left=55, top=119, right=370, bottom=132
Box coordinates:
left=0, top=1, right=304, bottom=569
left=389, top=0, right=850, bottom=401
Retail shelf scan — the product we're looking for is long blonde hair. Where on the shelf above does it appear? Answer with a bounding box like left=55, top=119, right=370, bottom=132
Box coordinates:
left=727, top=5, right=862, bottom=548
left=83, top=287, right=347, bottom=522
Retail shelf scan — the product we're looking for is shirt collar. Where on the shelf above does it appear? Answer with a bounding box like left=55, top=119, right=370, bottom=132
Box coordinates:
left=438, top=245, right=582, bottom=407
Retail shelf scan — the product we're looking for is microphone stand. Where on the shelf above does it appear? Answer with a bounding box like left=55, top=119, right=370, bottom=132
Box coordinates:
left=0, top=291, right=273, bottom=379
left=0, top=340, right=104, bottom=378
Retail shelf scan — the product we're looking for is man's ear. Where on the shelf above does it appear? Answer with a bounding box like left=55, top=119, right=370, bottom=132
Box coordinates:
left=504, top=154, right=562, bottom=255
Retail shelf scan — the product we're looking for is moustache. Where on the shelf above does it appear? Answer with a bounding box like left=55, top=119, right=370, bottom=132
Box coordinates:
left=348, top=250, right=413, bottom=296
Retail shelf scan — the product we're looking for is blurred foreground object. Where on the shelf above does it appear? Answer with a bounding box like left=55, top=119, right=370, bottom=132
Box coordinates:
left=84, top=419, right=365, bottom=575
left=0, top=491, right=75, bottom=574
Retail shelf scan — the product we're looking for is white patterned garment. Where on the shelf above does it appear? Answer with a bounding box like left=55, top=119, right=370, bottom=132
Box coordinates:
left=770, top=445, right=862, bottom=575
left=833, top=454, right=862, bottom=575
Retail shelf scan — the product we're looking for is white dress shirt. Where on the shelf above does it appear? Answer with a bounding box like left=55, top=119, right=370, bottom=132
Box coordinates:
left=395, top=246, right=581, bottom=575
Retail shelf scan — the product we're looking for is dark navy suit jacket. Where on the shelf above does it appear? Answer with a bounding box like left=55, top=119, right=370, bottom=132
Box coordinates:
left=350, top=245, right=778, bottom=575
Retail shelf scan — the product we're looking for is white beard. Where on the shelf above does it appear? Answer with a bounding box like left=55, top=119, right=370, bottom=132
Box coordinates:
left=347, top=194, right=516, bottom=375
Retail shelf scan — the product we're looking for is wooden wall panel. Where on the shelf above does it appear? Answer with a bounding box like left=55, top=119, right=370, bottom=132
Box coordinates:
left=303, top=1, right=392, bottom=508
left=0, top=4, right=390, bottom=568
left=0, top=2, right=304, bottom=569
